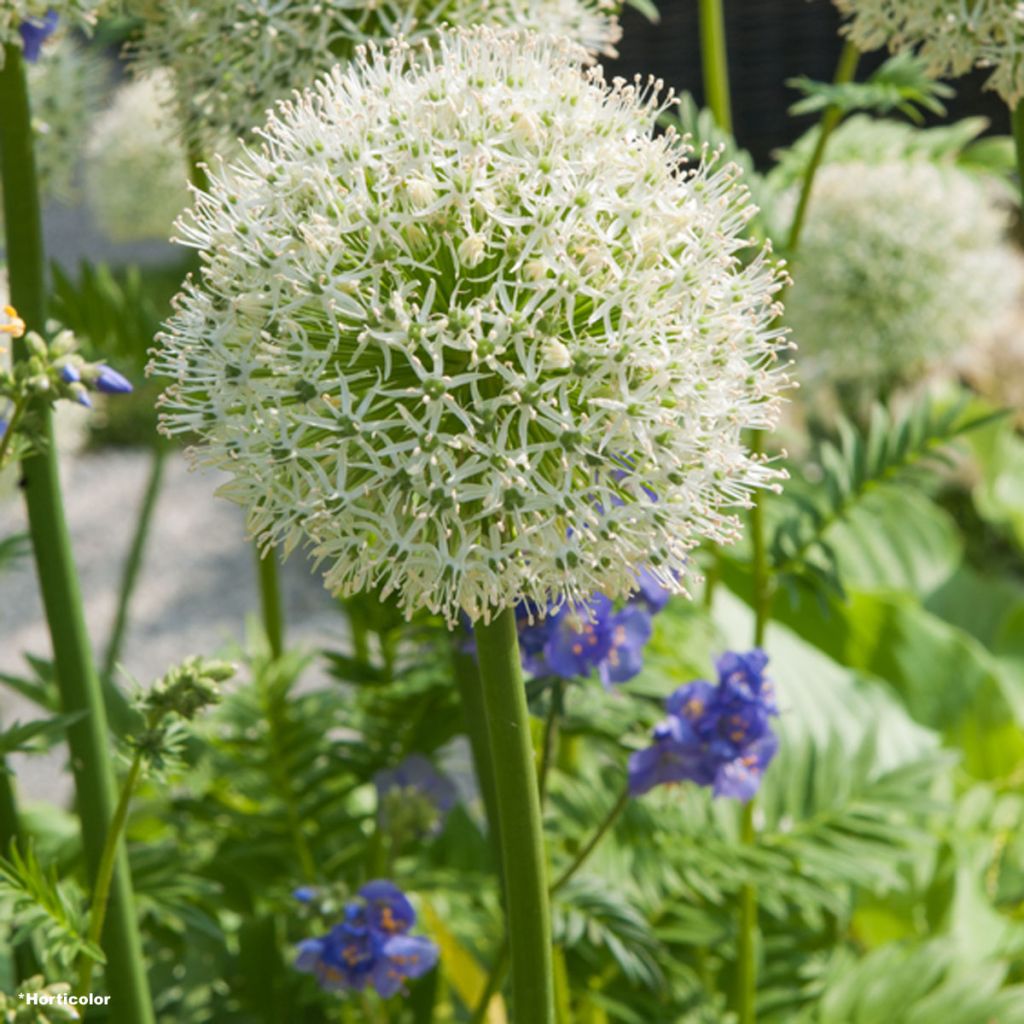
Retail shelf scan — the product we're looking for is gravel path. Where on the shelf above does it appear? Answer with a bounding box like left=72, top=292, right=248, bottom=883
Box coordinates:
left=0, top=448, right=343, bottom=803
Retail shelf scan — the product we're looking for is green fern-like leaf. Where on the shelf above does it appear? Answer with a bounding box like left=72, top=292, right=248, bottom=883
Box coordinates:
left=0, top=843, right=103, bottom=972
left=787, top=53, right=952, bottom=123
left=771, top=396, right=1002, bottom=596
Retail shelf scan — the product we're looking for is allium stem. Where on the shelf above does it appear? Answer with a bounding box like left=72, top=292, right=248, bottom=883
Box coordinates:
left=256, top=547, right=286, bottom=659
left=103, top=445, right=168, bottom=681
left=0, top=42, right=154, bottom=1023
left=733, top=800, right=758, bottom=1024
left=786, top=39, right=860, bottom=253
left=452, top=641, right=504, bottom=885
left=1012, top=100, right=1024, bottom=207
left=474, top=608, right=554, bottom=1024
left=698, top=0, right=733, bottom=133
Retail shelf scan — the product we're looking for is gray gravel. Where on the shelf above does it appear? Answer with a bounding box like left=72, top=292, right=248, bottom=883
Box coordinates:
left=0, top=448, right=343, bottom=803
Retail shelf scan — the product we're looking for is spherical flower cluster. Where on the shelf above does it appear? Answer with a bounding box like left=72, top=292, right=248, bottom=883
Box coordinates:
left=629, top=650, right=779, bottom=801
left=832, top=0, right=1024, bottom=105
left=27, top=36, right=109, bottom=204
left=374, top=754, right=458, bottom=839
left=294, top=880, right=438, bottom=997
left=515, top=569, right=670, bottom=685
left=152, top=30, right=788, bottom=626
left=1, top=3, right=107, bottom=61
left=784, top=158, right=1018, bottom=385
left=130, top=0, right=622, bottom=155
left=85, top=71, right=191, bottom=242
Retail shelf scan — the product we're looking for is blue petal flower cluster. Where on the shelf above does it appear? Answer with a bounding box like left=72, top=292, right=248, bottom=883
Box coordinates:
left=295, top=881, right=438, bottom=998
left=374, top=754, right=458, bottom=839
left=629, top=650, right=779, bottom=801
left=19, top=9, right=58, bottom=63
left=516, top=568, right=671, bottom=687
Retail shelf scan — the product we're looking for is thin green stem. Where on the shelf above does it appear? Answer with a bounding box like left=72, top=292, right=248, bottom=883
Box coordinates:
left=0, top=396, right=27, bottom=467
left=78, top=752, right=143, bottom=996
left=538, top=679, right=563, bottom=804
left=698, top=0, right=733, bottom=134
left=551, top=786, right=629, bottom=894
left=785, top=40, right=860, bottom=254
left=256, top=547, right=286, bottom=659
left=1012, top=101, right=1024, bottom=207
left=733, top=802, right=758, bottom=1024
left=103, top=446, right=168, bottom=679
left=0, top=43, right=154, bottom=1022
left=474, top=608, right=554, bottom=1024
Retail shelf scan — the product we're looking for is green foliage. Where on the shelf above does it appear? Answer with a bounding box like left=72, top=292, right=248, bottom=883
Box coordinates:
left=787, top=53, right=952, bottom=123
left=769, top=396, right=1002, bottom=599
left=0, top=844, right=103, bottom=975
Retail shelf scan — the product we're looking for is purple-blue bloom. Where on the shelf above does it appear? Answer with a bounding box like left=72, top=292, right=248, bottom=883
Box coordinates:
left=374, top=755, right=457, bottom=838
left=19, top=10, right=58, bottom=63
left=294, top=880, right=438, bottom=998
left=93, top=364, right=133, bottom=394
left=60, top=364, right=81, bottom=383
left=599, top=604, right=652, bottom=687
left=544, top=595, right=614, bottom=679
left=629, top=650, right=779, bottom=801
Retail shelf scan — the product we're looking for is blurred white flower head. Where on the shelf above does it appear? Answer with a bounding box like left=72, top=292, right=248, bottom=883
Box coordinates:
left=784, top=158, right=1020, bottom=384
left=833, top=0, right=1024, bottom=105
left=151, top=29, right=788, bottom=625
left=26, top=36, right=108, bottom=204
left=130, top=0, right=622, bottom=156
left=86, top=70, right=191, bottom=242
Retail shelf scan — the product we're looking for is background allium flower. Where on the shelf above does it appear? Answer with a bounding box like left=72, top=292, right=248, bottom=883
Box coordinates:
left=130, top=0, right=622, bottom=155
left=832, top=0, right=1024, bottom=105
left=151, top=30, right=787, bottom=625
left=295, top=880, right=438, bottom=997
left=0, top=3, right=107, bottom=59
left=85, top=70, right=190, bottom=242
left=629, top=649, right=779, bottom=801
left=784, top=158, right=1019, bottom=384
left=25, top=36, right=108, bottom=204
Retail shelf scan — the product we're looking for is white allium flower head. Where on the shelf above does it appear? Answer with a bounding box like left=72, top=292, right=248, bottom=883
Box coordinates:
left=833, top=0, right=1024, bottom=105
left=130, top=0, right=622, bottom=156
left=150, top=29, right=788, bottom=625
left=785, top=158, right=1019, bottom=383
left=85, top=71, right=191, bottom=242
left=0, top=2, right=107, bottom=57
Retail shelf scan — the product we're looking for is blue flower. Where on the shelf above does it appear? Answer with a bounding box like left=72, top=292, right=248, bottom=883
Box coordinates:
left=544, top=594, right=614, bottom=679
left=93, top=364, right=133, bottom=395
left=374, top=756, right=457, bottom=839
left=19, top=10, right=58, bottom=63
left=631, top=566, right=672, bottom=613
left=294, top=880, right=438, bottom=998
left=599, top=604, right=652, bottom=687
left=293, top=886, right=318, bottom=904
left=60, top=364, right=81, bottom=384
left=629, top=650, right=779, bottom=802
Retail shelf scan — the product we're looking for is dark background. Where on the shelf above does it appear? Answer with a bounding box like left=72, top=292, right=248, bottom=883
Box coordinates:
left=603, top=0, right=1011, bottom=166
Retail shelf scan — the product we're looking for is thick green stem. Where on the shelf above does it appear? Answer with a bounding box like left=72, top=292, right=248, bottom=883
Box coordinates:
left=256, top=547, right=285, bottom=659
left=1013, top=101, right=1024, bottom=207
left=470, top=783, right=630, bottom=1024
left=78, top=752, right=143, bottom=996
left=786, top=40, right=860, bottom=253
left=0, top=43, right=154, bottom=1022
left=452, top=642, right=504, bottom=883
left=474, top=608, right=554, bottom=1024
left=103, top=446, right=168, bottom=679
left=698, top=0, right=733, bottom=134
